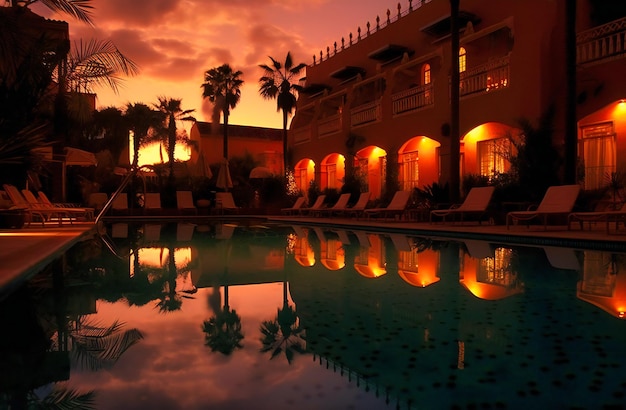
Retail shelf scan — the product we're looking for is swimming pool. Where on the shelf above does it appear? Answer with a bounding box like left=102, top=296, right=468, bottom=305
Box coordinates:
left=1, top=221, right=625, bottom=409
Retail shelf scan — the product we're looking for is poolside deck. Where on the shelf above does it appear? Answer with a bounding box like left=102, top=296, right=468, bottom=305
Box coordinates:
left=0, top=216, right=624, bottom=301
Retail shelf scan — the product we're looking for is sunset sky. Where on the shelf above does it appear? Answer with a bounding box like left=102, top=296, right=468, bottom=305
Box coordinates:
left=35, top=0, right=412, bottom=131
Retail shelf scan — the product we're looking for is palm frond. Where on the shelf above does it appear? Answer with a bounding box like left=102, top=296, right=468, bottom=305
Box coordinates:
left=36, top=0, right=95, bottom=25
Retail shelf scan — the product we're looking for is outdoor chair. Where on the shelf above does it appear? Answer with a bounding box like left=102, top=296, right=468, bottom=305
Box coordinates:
left=3, top=184, right=67, bottom=226
left=338, top=192, right=371, bottom=218
left=88, top=192, right=108, bottom=213
left=281, top=196, right=306, bottom=215
left=176, top=191, right=197, bottom=215
left=143, top=193, right=162, bottom=215
left=298, top=195, right=326, bottom=216
left=215, top=192, right=239, bottom=214
left=567, top=201, right=626, bottom=234
left=316, top=193, right=351, bottom=217
left=430, top=186, right=495, bottom=224
left=110, top=193, right=129, bottom=215
left=363, top=191, right=411, bottom=220
left=37, top=190, right=94, bottom=220
left=506, top=184, right=581, bottom=229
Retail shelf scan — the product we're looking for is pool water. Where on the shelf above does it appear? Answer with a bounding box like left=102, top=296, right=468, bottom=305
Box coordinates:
left=1, top=221, right=625, bottom=409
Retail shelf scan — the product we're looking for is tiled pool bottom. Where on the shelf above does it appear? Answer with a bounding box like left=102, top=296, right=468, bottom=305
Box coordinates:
left=0, top=222, right=625, bottom=409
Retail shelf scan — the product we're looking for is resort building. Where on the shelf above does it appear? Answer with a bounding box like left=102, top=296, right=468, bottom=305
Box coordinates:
left=189, top=121, right=283, bottom=173
left=289, top=0, right=626, bottom=199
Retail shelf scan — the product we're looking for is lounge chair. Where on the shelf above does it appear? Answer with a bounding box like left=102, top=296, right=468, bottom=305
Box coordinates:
left=176, top=191, right=197, bottom=215
left=335, top=192, right=371, bottom=218
left=568, top=202, right=626, bottom=234
left=3, top=184, right=67, bottom=226
left=363, top=190, right=411, bottom=220
left=506, top=184, right=581, bottom=229
left=215, top=192, right=239, bottom=214
left=88, top=192, right=108, bottom=212
left=111, top=193, right=129, bottom=215
left=281, top=196, right=306, bottom=215
left=143, top=193, right=161, bottom=215
left=36, top=190, right=94, bottom=221
left=298, top=195, right=326, bottom=216
left=316, top=193, right=351, bottom=217
left=430, top=186, right=495, bottom=224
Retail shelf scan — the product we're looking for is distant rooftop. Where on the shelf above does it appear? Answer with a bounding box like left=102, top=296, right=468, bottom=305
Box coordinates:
left=194, top=121, right=282, bottom=140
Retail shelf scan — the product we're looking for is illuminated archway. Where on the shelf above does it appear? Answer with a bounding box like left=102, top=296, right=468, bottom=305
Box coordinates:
left=320, top=153, right=346, bottom=191
left=397, top=136, right=441, bottom=190
left=577, top=100, right=626, bottom=190
left=293, top=158, right=315, bottom=197
left=461, top=122, right=518, bottom=183
left=355, top=146, right=387, bottom=199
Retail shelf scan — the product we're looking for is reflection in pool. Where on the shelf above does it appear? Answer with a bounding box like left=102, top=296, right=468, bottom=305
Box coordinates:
left=1, top=221, right=625, bottom=409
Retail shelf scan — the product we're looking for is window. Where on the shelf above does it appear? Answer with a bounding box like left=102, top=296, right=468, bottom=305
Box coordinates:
left=327, top=164, right=337, bottom=189
left=477, top=137, right=510, bottom=179
left=422, top=64, right=431, bottom=85
left=400, top=151, right=419, bottom=190
left=459, top=47, right=467, bottom=72
left=581, top=122, right=616, bottom=190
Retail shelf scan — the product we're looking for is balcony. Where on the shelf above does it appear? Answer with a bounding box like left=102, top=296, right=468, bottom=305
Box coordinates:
left=350, top=100, right=381, bottom=127
left=318, top=114, right=342, bottom=136
left=457, top=54, right=510, bottom=98
left=293, top=126, right=311, bottom=144
left=577, top=17, right=626, bottom=66
left=392, top=83, right=434, bottom=116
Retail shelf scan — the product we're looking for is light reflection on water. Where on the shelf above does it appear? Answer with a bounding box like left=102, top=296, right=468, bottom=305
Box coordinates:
left=1, top=221, right=625, bottom=409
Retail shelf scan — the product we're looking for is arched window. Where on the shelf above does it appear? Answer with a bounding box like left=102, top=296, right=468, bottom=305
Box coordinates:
left=422, top=63, right=431, bottom=85
left=459, top=47, right=467, bottom=72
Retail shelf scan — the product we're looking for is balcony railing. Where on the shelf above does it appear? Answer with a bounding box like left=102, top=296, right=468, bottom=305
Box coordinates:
left=350, top=100, right=381, bottom=127
left=392, top=83, right=434, bottom=115
left=318, top=114, right=342, bottom=136
left=293, top=126, right=311, bottom=144
left=457, top=55, right=510, bottom=98
left=577, top=17, right=626, bottom=66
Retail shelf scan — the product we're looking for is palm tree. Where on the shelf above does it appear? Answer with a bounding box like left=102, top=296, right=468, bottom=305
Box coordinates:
left=154, top=97, right=195, bottom=184
left=201, top=64, right=244, bottom=159
left=2, top=0, right=94, bottom=25
left=258, top=52, right=306, bottom=175
left=124, top=103, right=161, bottom=169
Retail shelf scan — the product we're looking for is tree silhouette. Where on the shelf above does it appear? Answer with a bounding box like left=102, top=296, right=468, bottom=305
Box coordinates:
left=202, top=282, right=244, bottom=355
left=201, top=64, right=244, bottom=159
left=258, top=52, right=306, bottom=174
left=259, top=281, right=305, bottom=364
left=154, top=97, right=195, bottom=184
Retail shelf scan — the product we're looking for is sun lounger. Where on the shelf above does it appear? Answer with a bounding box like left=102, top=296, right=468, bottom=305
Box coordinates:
left=215, top=192, right=239, bottom=214
left=143, top=193, right=161, bottom=215
left=316, top=193, right=351, bottom=217
left=506, top=184, right=580, bottom=229
left=176, top=191, right=197, bottom=215
left=324, top=192, right=371, bottom=218
left=3, top=184, right=67, bottom=226
left=430, top=186, right=495, bottom=224
left=281, top=196, right=306, bottom=215
left=363, top=191, right=411, bottom=220
left=37, top=190, right=94, bottom=221
left=568, top=202, right=626, bottom=234
left=298, top=195, right=326, bottom=216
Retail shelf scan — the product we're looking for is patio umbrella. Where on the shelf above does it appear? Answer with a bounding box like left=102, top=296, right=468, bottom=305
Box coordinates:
left=216, top=158, right=233, bottom=190
left=249, top=166, right=273, bottom=179
left=192, top=151, right=212, bottom=179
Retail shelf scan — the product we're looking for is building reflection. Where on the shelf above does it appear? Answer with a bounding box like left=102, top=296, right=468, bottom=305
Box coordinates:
left=460, top=240, right=523, bottom=300
left=577, top=250, right=626, bottom=319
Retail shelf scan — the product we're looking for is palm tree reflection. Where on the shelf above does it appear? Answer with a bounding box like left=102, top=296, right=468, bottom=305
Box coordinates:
left=202, top=279, right=243, bottom=355
left=259, top=281, right=305, bottom=364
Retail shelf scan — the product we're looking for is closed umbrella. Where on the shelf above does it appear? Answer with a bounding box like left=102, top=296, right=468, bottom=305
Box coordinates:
left=249, top=166, right=273, bottom=179
left=216, top=158, right=233, bottom=190
left=191, top=151, right=212, bottom=179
